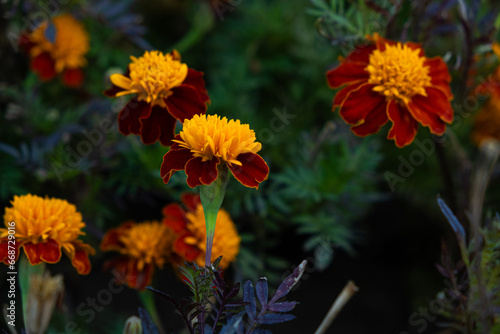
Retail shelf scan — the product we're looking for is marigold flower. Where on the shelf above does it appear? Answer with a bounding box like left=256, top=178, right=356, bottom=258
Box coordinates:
left=476, top=43, right=500, bottom=98
left=162, top=194, right=240, bottom=270
left=104, top=50, right=209, bottom=146
left=0, top=194, right=95, bottom=274
left=472, top=95, right=500, bottom=145
left=327, top=33, right=454, bottom=147
left=100, top=220, right=175, bottom=290
left=161, top=114, right=269, bottom=189
left=21, top=14, right=89, bottom=87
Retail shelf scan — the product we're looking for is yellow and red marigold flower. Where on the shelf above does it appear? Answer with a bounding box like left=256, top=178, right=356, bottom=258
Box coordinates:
left=472, top=94, right=500, bottom=145
left=100, top=220, right=175, bottom=290
left=20, top=14, right=89, bottom=87
left=327, top=33, right=454, bottom=147
left=104, top=50, right=209, bottom=146
left=161, top=114, right=269, bottom=189
left=0, top=194, right=95, bottom=274
left=162, top=193, right=240, bottom=270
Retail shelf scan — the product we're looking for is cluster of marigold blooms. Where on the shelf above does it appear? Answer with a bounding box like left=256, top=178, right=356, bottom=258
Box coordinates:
left=5, top=13, right=500, bottom=292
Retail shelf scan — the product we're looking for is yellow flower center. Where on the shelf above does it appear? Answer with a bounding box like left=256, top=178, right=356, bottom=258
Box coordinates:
left=118, top=221, right=173, bottom=271
left=185, top=204, right=240, bottom=269
left=1, top=194, right=86, bottom=247
left=110, top=51, right=188, bottom=108
left=30, top=14, right=89, bottom=73
left=366, top=43, right=431, bottom=104
left=173, top=114, right=262, bottom=166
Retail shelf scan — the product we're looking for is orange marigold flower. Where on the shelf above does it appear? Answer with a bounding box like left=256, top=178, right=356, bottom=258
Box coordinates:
left=100, top=220, right=175, bottom=290
left=162, top=194, right=240, bottom=270
left=476, top=43, right=500, bottom=98
left=104, top=50, right=209, bottom=146
left=472, top=95, right=500, bottom=145
left=161, top=114, right=269, bottom=189
left=21, top=14, right=89, bottom=87
left=0, top=194, right=95, bottom=274
left=327, top=33, right=454, bottom=148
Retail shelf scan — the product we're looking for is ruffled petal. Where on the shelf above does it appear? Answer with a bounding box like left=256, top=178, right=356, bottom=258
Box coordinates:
left=414, top=87, right=453, bottom=124
left=338, top=83, right=384, bottom=124
left=62, top=68, right=84, bottom=87
left=31, top=52, right=56, bottom=81
left=182, top=69, right=210, bottom=103
left=185, top=157, right=220, bottom=188
left=333, top=82, right=365, bottom=108
left=160, top=148, right=194, bottom=184
left=23, top=239, right=62, bottom=265
left=343, top=44, right=376, bottom=63
left=228, top=153, right=269, bottom=189
left=118, top=99, right=150, bottom=135
left=387, top=100, right=419, bottom=148
left=68, top=241, right=94, bottom=275
left=407, top=92, right=451, bottom=135
left=327, top=62, right=369, bottom=88
left=425, top=57, right=452, bottom=98
left=351, top=100, right=389, bottom=136
left=139, top=106, right=177, bottom=146
left=165, top=85, right=207, bottom=122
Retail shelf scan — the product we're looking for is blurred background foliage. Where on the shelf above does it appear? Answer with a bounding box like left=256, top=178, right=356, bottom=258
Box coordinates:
left=1, top=0, right=500, bottom=333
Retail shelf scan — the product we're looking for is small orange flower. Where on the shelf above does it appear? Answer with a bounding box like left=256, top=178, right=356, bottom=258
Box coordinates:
left=20, top=14, right=89, bottom=87
left=327, top=33, right=454, bottom=147
left=100, top=220, right=175, bottom=290
left=162, top=194, right=240, bottom=270
left=0, top=194, right=95, bottom=274
left=161, top=114, right=269, bottom=188
left=104, top=50, right=209, bottom=146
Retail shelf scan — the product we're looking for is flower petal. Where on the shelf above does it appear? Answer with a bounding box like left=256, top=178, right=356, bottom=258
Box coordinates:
left=69, top=242, right=94, bottom=275
left=413, top=87, right=454, bottom=124
left=31, top=52, right=56, bottom=81
left=24, top=239, right=62, bottom=265
left=165, top=85, right=207, bottom=121
left=387, top=100, right=419, bottom=148
left=333, top=82, right=365, bottom=108
left=344, top=44, right=376, bottom=63
left=181, top=193, right=201, bottom=211
left=160, top=148, right=194, bottom=184
left=0, top=238, right=24, bottom=265
left=327, top=62, right=369, bottom=88
left=139, top=106, right=177, bottom=146
left=183, top=69, right=210, bottom=103
left=351, top=100, right=389, bottom=136
left=228, top=153, right=269, bottom=189
left=407, top=99, right=447, bottom=135
left=110, top=73, right=132, bottom=90
left=174, top=233, right=201, bottom=262
left=162, top=204, right=187, bottom=233
left=425, top=57, right=452, bottom=98
left=101, top=223, right=133, bottom=251
left=185, top=157, right=220, bottom=188
left=118, top=99, right=150, bottom=135
left=338, top=83, right=384, bottom=124
left=62, top=68, right=84, bottom=87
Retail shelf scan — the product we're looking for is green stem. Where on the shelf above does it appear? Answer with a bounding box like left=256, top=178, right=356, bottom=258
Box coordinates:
left=19, top=255, right=45, bottom=329
left=199, top=165, right=229, bottom=268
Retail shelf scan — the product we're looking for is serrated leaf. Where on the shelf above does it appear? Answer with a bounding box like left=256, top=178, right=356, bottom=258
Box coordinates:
left=243, top=281, right=257, bottom=321
left=267, top=301, right=297, bottom=313
left=257, top=313, right=296, bottom=325
left=255, top=278, right=268, bottom=307
left=138, top=307, right=159, bottom=334
left=270, top=260, right=307, bottom=303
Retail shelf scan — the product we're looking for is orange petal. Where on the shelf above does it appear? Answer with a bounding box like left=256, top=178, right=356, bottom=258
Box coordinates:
left=110, top=73, right=132, bottom=90
left=327, top=62, right=369, bottom=89
left=228, top=153, right=270, bottom=189
left=338, top=83, right=384, bottom=124
left=351, top=101, right=389, bottom=136
left=70, top=247, right=92, bottom=275
left=425, top=57, right=452, bottom=98
left=387, top=100, right=419, bottom=148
